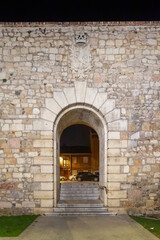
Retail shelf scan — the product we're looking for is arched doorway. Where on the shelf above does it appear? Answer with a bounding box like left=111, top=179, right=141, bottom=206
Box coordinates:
left=53, top=104, right=108, bottom=207
left=60, top=124, right=99, bottom=181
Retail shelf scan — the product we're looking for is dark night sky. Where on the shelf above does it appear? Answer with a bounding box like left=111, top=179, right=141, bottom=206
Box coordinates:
left=0, top=0, right=160, bottom=21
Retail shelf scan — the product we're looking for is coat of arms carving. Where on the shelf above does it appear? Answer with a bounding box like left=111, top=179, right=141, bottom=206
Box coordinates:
left=70, top=32, right=92, bottom=78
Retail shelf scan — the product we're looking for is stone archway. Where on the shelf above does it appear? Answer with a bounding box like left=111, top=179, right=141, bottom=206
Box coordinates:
left=34, top=81, right=124, bottom=213
left=53, top=104, right=108, bottom=207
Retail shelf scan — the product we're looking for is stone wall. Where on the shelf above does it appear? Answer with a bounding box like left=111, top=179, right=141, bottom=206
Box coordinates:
left=0, top=22, right=160, bottom=215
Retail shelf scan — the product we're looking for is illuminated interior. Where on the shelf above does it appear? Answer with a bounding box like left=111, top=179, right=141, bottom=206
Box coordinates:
left=59, top=124, right=99, bottom=180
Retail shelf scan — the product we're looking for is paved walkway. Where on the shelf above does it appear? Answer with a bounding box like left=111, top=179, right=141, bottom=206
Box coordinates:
left=1, top=215, right=159, bottom=240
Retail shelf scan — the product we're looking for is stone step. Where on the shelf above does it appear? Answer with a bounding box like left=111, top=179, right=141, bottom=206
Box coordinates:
left=60, top=183, right=99, bottom=188
left=60, top=193, right=99, bottom=197
left=57, top=203, right=104, bottom=208
left=60, top=187, right=99, bottom=191
left=60, top=196, right=99, bottom=200
left=54, top=207, right=108, bottom=212
left=46, top=212, right=117, bottom=216
left=60, top=189, right=99, bottom=193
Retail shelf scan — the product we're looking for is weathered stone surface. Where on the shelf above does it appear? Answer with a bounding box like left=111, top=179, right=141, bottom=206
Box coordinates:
left=34, top=191, right=53, bottom=199
left=108, top=120, right=128, bottom=131
left=64, top=87, right=76, bottom=105
left=0, top=22, right=159, bottom=216
left=41, top=182, right=53, bottom=190
left=108, top=132, right=120, bottom=140
left=33, top=119, right=53, bottom=131
left=105, top=109, right=120, bottom=122
left=0, top=201, right=12, bottom=208
left=54, top=91, right=68, bottom=108
left=93, top=92, right=107, bottom=109
left=108, top=166, right=120, bottom=174
left=40, top=108, right=56, bottom=122
left=45, top=98, right=61, bottom=114
left=33, top=140, right=52, bottom=148
left=108, top=174, right=127, bottom=182
left=41, top=165, right=53, bottom=173
left=34, top=174, right=53, bottom=182
left=75, top=81, right=87, bottom=103
left=85, top=87, right=97, bottom=105
left=100, top=99, right=115, bottom=115
left=108, top=140, right=127, bottom=148
left=41, top=199, right=53, bottom=207
left=108, top=190, right=127, bottom=199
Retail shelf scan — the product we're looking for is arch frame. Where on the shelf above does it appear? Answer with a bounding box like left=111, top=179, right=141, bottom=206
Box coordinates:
left=53, top=104, right=108, bottom=207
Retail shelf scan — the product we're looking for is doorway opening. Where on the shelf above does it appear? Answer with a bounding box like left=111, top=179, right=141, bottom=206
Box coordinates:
left=59, top=124, right=99, bottom=182
left=53, top=105, right=107, bottom=207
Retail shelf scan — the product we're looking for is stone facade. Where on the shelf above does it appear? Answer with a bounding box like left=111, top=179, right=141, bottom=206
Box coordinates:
left=0, top=22, right=160, bottom=215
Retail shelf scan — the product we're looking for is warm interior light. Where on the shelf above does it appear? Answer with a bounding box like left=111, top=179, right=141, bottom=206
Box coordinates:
left=59, top=157, right=63, bottom=163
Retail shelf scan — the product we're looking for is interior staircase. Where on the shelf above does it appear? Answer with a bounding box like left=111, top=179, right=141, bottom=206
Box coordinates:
left=46, top=182, right=116, bottom=216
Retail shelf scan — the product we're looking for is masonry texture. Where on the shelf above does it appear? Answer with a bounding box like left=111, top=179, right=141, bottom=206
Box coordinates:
left=0, top=22, right=160, bottom=216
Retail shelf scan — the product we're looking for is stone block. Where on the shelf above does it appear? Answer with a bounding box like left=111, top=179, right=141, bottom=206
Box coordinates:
left=41, top=165, right=53, bottom=173
left=5, top=158, right=17, bottom=165
left=41, top=199, right=53, bottom=207
left=2, top=124, right=9, bottom=131
left=34, top=190, right=53, bottom=199
left=147, top=39, right=157, bottom=45
left=120, top=133, right=128, bottom=140
left=108, top=199, right=120, bottom=207
left=93, top=92, right=107, bottom=109
left=142, top=165, right=151, bottom=172
left=108, top=149, right=121, bottom=157
left=108, top=182, right=120, bottom=190
left=10, top=124, right=24, bottom=131
left=123, top=166, right=129, bottom=173
left=105, top=109, right=120, bottom=122
left=108, top=174, right=127, bottom=182
left=146, top=200, right=154, bottom=207
left=33, top=156, right=53, bottom=165
left=108, top=132, right=120, bottom=140
left=34, top=173, right=53, bottom=182
left=130, top=132, right=140, bottom=140
left=54, top=91, right=68, bottom=108
left=45, top=98, right=61, bottom=114
left=100, top=99, right=115, bottom=115
left=108, top=190, right=127, bottom=199
left=28, top=152, right=38, bottom=157
left=142, top=122, right=150, bottom=131
left=7, top=138, right=20, bottom=149
left=75, top=81, right=87, bottom=103
left=13, top=173, right=22, bottom=178
left=33, top=119, right=53, bottom=131
left=34, top=208, right=53, bottom=214
left=108, top=157, right=127, bottom=165
left=108, top=140, right=127, bottom=148
left=41, top=108, right=56, bottom=122
left=33, top=140, right=52, bottom=148
left=39, top=148, right=53, bottom=157
left=41, top=182, right=53, bottom=190
left=85, top=87, right=97, bottom=105
left=130, top=166, right=138, bottom=173
left=0, top=201, right=12, bottom=208
left=108, top=166, right=120, bottom=174
left=108, top=120, right=128, bottom=131
left=64, top=87, right=76, bottom=105
left=22, top=201, right=35, bottom=208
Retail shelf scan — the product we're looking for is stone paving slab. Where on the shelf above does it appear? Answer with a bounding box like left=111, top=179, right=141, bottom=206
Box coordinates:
left=0, top=215, right=159, bottom=240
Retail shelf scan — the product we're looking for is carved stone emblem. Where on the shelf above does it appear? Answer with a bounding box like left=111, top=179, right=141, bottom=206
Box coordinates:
left=70, top=32, right=91, bottom=78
